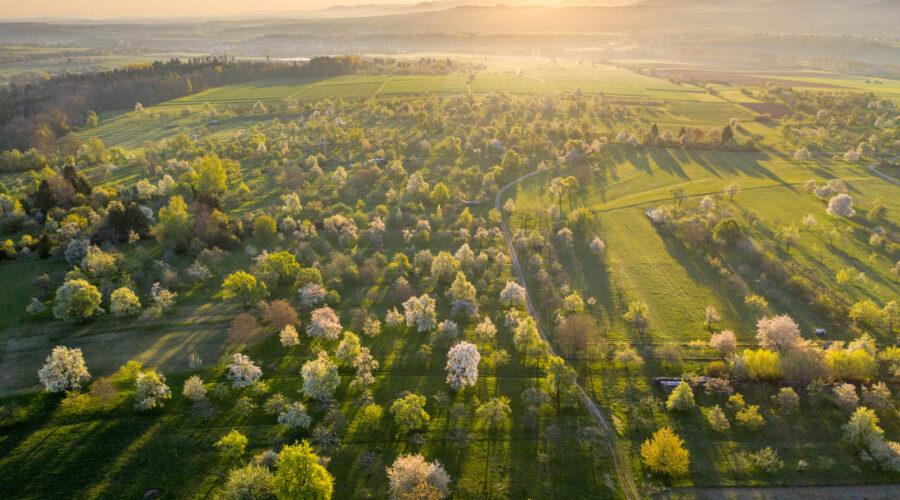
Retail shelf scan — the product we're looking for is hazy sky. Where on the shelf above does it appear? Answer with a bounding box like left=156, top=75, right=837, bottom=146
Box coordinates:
left=0, top=0, right=634, bottom=19
left=1, top=0, right=425, bottom=18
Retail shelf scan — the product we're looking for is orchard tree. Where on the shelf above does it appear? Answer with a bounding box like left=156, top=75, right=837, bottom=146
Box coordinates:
left=666, top=382, right=695, bottom=411
left=38, top=346, right=90, bottom=392
left=513, top=317, right=542, bottom=365
left=222, top=271, right=268, bottom=308
left=386, top=454, right=450, bottom=500
left=448, top=271, right=476, bottom=303
left=53, top=279, right=102, bottom=322
left=215, top=430, right=248, bottom=460
left=259, top=251, right=300, bottom=286
left=476, top=396, right=511, bottom=432
left=713, top=218, right=741, bottom=245
left=307, top=306, right=342, bottom=340
left=196, top=154, right=228, bottom=199
left=153, top=195, right=193, bottom=251
left=623, top=300, right=650, bottom=334
left=844, top=407, right=884, bottom=447
left=849, top=299, right=885, bottom=328
left=300, top=283, right=328, bottom=308
left=614, top=347, right=644, bottom=374
left=280, top=324, right=300, bottom=347
left=641, top=427, right=690, bottom=476
left=724, top=183, right=740, bottom=201
left=278, top=402, right=312, bottom=430
left=253, top=216, right=278, bottom=246
left=474, top=316, right=497, bottom=340
left=703, top=305, right=720, bottom=331
left=385, top=307, right=404, bottom=330
left=827, top=194, right=856, bottom=218
left=227, top=353, right=263, bottom=388
left=547, top=356, right=577, bottom=409
left=134, top=370, right=172, bottom=411
left=221, top=464, right=275, bottom=499
left=182, top=375, right=207, bottom=403
left=756, top=314, right=800, bottom=352
left=431, top=252, right=459, bottom=283
left=402, top=295, right=437, bottom=333
left=445, top=341, right=481, bottom=391
left=263, top=300, right=298, bottom=330
left=390, top=393, right=429, bottom=433
left=709, top=330, right=737, bottom=356
left=273, top=441, right=334, bottom=499
left=351, top=347, right=379, bottom=393
left=301, top=351, right=340, bottom=402
left=110, top=287, right=141, bottom=316
left=336, top=332, right=361, bottom=366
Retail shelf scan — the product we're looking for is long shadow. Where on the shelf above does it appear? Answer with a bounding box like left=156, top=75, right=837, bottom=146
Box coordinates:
left=648, top=146, right=690, bottom=180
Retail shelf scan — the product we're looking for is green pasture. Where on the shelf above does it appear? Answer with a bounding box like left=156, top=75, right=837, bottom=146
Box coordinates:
left=509, top=146, right=900, bottom=346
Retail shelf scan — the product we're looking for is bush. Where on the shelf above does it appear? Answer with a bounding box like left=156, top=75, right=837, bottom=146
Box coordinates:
left=705, top=361, right=728, bottom=378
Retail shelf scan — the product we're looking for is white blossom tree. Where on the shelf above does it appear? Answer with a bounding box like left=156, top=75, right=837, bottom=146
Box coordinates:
left=281, top=192, right=303, bottom=215
left=709, top=330, right=737, bottom=356
left=301, top=351, right=340, bottom=402
left=699, top=196, right=715, bottom=211
left=827, top=194, right=856, bottom=218
left=385, top=307, right=405, bottom=330
left=756, top=314, right=801, bottom=352
left=182, top=375, right=207, bottom=403
left=307, top=306, right=342, bottom=340
left=280, top=324, right=300, bottom=347
left=134, top=370, right=171, bottom=411
left=437, top=320, right=459, bottom=341
left=38, top=346, right=90, bottom=392
left=386, top=454, right=450, bottom=500
left=299, top=283, right=328, bottom=308
left=278, top=402, right=312, bottom=430
left=227, top=353, right=263, bottom=388
left=500, top=281, right=526, bottom=307
left=403, top=295, right=437, bottom=333
left=446, top=341, right=481, bottom=391
left=475, top=317, right=497, bottom=340
left=589, top=236, right=605, bottom=254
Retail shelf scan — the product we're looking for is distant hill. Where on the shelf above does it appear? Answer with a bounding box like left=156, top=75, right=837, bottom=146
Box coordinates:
left=0, top=0, right=897, bottom=46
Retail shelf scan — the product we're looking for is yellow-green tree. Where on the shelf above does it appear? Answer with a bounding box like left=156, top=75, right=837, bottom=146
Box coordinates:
left=273, top=441, right=333, bottom=499
left=641, top=427, right=690, bottom=476
left=153, top=195, right=193, bottom=251
left=222, top=271, right=268, bottom=308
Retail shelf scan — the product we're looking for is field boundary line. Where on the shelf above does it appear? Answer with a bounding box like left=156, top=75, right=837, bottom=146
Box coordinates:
left=496, top=168, right=641, bottom=500
left=373, top=75, right=393, bottom=97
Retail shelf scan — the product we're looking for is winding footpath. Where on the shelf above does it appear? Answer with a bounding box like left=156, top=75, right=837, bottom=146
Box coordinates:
left=495, top=169, right=642, bottom=500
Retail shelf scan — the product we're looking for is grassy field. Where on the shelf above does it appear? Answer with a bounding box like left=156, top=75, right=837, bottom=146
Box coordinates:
left=508, top=146, right=900, bottom=343
left=504, top=142, right=900, bottom=487
left=4, top=55, right=900, bottom=496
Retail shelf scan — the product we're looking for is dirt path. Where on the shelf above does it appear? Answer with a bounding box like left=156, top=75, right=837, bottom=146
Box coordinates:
left=868, top=155, right=900, bottom=188
left=495, top=168, right=641, bottom=500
